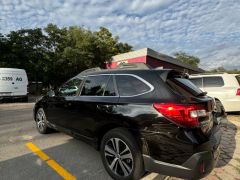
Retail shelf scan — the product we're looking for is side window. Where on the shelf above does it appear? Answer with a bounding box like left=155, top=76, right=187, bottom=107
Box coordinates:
left=104, top=76, right=117, bottom=96
left=190, top=78, right=203, bottom=88
left=203, top=76, right=224, bottom=88
left=81, top=75, right=109, bottom=96
left=59, top=77, right=83, bottom=96
left=116, top=75, right=151, bottom=96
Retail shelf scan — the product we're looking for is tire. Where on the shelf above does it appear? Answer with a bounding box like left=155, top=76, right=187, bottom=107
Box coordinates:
left=100, top=128, right=144, bottom=180
left=22, top=96, right=28, bottom=102
left=35, top=108, right=52, bottom=134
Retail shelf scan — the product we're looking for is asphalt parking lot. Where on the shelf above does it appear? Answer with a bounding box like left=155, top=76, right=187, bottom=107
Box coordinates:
left=1, top=102, right=240, bottom=180
left=0, top=102, right=166, bottom=180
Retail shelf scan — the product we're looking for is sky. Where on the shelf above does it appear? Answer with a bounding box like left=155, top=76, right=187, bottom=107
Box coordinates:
left=0, top=0, right=240, bottom=70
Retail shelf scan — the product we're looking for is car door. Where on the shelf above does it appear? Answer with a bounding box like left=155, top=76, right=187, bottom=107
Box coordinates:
left=45, top=77, right=83, bottom=128
left=65, top=74, right=119, bottom=139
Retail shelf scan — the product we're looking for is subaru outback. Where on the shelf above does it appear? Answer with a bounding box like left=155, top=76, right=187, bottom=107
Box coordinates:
left=34, top=67, right=221, bottom=180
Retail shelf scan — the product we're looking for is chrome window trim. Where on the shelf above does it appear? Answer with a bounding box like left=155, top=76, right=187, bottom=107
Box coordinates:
left=80, top=73, right=154, bottom=97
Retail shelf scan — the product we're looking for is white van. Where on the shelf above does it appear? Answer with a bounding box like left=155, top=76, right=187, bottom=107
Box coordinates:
left=189, top=73, right=240, bottom=112
left=0, top=68, right=28, bottom=102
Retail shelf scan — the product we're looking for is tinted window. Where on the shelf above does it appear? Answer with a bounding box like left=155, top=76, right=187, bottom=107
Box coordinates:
left=190, top=78, right=202, bottom=88
left=236, top=76, right=240, bottom=86
left=59, top=78, right=83, bottom=96
left=167, top=78, right=203, bottom=97
left=203, top=77, right=224, bottom=87
left=81, top=75, right=109, bottom=96
left=116, top=75, right=151, bottom=96
left=104, top=76, right=117, bottom=96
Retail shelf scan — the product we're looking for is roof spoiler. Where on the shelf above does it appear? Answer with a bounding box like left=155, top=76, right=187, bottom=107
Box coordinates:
left=158, top=70, right=189, bottom=82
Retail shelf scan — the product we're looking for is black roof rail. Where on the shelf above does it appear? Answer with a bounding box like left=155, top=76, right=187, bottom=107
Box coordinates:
left=79, top=67, right=102, bottom=75
left=116, top=62, right=151, bottom=70
left=191, top=72, right=228, bottom=76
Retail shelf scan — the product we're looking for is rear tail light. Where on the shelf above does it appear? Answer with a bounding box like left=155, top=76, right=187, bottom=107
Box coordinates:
left=236, top=88, right=240, bottom=96
left=153, top=103, right=207, bottom=128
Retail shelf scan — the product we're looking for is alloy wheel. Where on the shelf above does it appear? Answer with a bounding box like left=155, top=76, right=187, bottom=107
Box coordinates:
left=104, top=138, right=133, bottom=177
left=36, top=110, right=45, bottom=131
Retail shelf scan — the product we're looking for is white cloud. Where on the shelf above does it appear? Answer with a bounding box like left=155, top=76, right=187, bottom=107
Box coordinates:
left=0, top=0, right=240, bottom=69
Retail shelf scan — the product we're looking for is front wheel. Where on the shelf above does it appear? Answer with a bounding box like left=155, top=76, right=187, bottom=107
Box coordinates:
left=35, top=108, right=52, bottom=134
left=100, top=128, right=144, bottom=180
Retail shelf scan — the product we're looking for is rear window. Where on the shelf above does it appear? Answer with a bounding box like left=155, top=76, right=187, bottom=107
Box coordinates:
left=190, top=78, right=202, bottom=88
left=116, top=75, right=151, bottom=96
left=236, top=76, right=240, bottom=86
left=167, top=78, right=203, bottom=97
left=203, top=76, right=224, bottom=87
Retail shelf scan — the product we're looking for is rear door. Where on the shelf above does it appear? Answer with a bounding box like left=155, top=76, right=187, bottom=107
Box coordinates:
left=65, top=75, right=119, bottom=138
left=0, top=73, right=14, bottom=96
left=12, top=71, right=28, bottom=96
left=0, top=71, right=28, bottom=97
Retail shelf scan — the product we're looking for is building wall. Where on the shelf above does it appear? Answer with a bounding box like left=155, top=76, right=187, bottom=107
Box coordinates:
left=106, top=55, right=198, bottom=74
left=106, top=56, right=146, bottom=69
left=146, top=56, right=197, bottom=74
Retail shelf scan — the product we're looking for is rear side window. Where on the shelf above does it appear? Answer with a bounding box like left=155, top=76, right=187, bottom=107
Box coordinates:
left=167, top=78, right=203, bottom=97
left=103, top=76, right=117, bottom=96
left=190, top=78, right=202, bottom=88
left=236, top=76, right=240, bottom=86
left=203, top=76, right=224, bottom=87
left=81, top=75, right=109, bottom=96
left=116, top=75, right=151, bottom=96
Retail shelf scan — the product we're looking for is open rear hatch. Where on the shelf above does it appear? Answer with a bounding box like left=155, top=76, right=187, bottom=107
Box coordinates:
left=156, top=70, right=215, bottom=134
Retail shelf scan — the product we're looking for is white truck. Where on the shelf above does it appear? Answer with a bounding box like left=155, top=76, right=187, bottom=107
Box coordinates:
left=0, top=68, right=28, bottom=102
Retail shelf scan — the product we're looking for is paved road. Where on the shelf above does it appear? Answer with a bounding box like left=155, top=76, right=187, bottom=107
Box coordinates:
left=169, top=114, right=240, bottom=180
left=0, top=103, right=165, bottom=180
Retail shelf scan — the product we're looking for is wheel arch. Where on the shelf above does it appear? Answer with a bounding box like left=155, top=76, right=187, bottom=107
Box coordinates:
left=96, top=124, right=143, bottom=152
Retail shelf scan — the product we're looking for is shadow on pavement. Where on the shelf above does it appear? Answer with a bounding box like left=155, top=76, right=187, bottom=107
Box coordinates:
left=0, top=95, right=40, bottom=104
left=216, top=115, right=238, bottom=168
left=0, top=138, right=111, bottom=180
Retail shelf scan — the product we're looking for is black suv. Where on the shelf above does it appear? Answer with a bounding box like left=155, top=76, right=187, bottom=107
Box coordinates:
left=34, top=67, right=221, bottom=180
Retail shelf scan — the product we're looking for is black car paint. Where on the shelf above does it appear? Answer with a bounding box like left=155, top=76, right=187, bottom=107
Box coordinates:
left=34, top=69, right=221, bottom=178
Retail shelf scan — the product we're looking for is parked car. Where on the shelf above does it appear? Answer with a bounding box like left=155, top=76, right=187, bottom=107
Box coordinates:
left=34, top=67, right=221, bottom=180
left=189, top=73, right=240, bottom=112
left=0, top=68, right=28, bottom=102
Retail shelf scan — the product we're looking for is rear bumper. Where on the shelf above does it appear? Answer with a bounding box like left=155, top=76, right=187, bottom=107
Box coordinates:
left=143, top=148, right=220, bottom=179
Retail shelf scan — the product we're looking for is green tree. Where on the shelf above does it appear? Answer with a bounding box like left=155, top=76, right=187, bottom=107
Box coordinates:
left=209, top=66, right=240, bottom=74
left=209, top=66, right=226, bottom=73
left=0, top=25, right=132, bottom=87
left=174, top=52, right=200, bottom=68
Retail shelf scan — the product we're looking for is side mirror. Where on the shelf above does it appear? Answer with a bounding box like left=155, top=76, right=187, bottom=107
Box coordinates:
left=47, top=90, right=55, bottom=97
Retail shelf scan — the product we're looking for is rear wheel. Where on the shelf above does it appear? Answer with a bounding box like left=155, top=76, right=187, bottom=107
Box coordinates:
left=35, top=108, right=52, bottom=134
left=100, top=128, right=144, bottom=180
